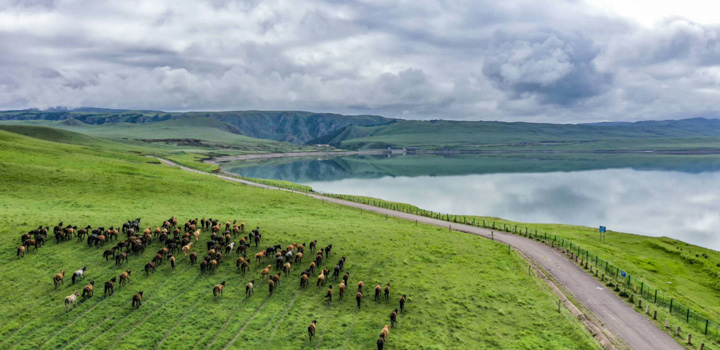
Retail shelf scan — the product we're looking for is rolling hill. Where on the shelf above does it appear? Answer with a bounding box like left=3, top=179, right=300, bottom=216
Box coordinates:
left=0, top=128, right=599, bottom=349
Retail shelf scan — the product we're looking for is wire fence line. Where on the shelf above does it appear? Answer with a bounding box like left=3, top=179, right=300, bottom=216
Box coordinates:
left=303, top=190, right=720, bottom=341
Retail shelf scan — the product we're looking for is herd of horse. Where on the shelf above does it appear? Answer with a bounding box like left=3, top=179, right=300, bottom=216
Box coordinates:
left=19, top=216, right=408, bottom=348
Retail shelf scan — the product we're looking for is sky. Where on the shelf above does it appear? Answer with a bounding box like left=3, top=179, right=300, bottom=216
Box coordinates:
left=1, top=0, right=720, bottom=123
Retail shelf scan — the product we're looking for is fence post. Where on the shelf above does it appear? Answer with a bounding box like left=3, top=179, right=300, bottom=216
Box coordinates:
left=654, top=290, right=658, bottom=304
left=687, top=308, right=690, bottom=323
left=705, top=319, right=709, bottom=335
left=640, top=282, right=644, bottom=295
left=670, top=298, right=674, bottom=314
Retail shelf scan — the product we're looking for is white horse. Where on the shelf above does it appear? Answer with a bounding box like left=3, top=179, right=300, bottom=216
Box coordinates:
left=72, top=267, right=86, bottom=284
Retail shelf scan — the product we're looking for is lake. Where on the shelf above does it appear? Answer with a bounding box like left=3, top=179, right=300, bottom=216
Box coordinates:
left=223, top=153, right=720, bottom=250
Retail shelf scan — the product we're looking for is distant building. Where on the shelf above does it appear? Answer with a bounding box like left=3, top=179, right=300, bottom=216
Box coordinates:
left=315, top=144, right=331, bottom=147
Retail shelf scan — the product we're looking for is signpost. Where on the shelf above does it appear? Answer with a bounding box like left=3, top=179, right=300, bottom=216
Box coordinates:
left=599, top=226, right=607, bottom=242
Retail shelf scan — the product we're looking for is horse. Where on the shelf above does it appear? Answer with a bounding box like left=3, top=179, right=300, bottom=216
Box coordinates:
left=308, top=320, right=317, bottom=341
left=245, top=280, right=255, bottom=298
left=104, top=277, right=116, bottom=296
left=64, top=291, right=80, bottom=310
left=132, top=291, right=143, bottom=309
left=72, top=267, right=87, bottom=284
left=53, top=270, right=65, bottom=289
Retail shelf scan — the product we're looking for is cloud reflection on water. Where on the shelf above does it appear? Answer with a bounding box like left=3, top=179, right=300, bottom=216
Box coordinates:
left=305, top=169, right=720, bottom=250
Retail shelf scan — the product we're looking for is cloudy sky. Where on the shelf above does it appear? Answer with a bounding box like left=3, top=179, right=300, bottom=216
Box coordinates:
left=2, top=0, right=720, bottom=122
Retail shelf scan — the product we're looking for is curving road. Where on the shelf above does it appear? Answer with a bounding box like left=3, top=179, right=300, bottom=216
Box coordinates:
left=157, top=158, right=683, bottom=350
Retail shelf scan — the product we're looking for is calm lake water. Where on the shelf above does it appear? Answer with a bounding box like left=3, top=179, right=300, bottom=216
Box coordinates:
left=225, top=154, right=720, bottom=250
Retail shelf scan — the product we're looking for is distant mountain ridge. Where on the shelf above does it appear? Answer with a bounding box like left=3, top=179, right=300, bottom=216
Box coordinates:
left=0, top=109, right=393, bottom=144
left=2, top=108, right=720, bottom=149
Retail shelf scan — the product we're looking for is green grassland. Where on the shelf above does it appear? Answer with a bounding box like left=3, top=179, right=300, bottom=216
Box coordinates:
left=0, top=129, right=599, bottom=349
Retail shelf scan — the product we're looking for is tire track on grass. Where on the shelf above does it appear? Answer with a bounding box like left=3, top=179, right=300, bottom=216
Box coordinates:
left=38, top=295, right=114, bottom=347
left=340, top=309, right=359, bottom=349
left=68, top=267, right=192, bottom=349
left=266, top=293, right=299, bottom=341
left=73, top=295, right=154, bottom=350
left=79, top=274, right=200, bottom=349
left=203, top=298, right=254, bottom=350
left=154, top=299, right=203, bottom=349
left=220, top=298, right=271, bottom=350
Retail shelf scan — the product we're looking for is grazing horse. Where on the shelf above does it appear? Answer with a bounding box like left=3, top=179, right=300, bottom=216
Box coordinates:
left=377, top=337, right=385, bottom=350
left=375, top=284, right=382, bottom=301
left=104, top=277, right=116, bottom=296
left=103, top=247, right=116, bottom=261
left=53, top=270, right=65, bottom=289
left=16, top=246, right=25, bottom=258
left=82, top=281, right=95, bottom=298
left=300, top=274, right=309, bottom=289
left=182, top=242, right=194, bottom=256
left=308, top=320, right=316, bottom=341
left=294, top=252, right=303, bottom=264
left=245, top=280, right=255, bottom=298
left=384, top=283, right=390, bottom=301
left=399, top=295, right=406, bottom=313
left=189, top=252, right=198, bottom=266
left=261, top=265, right=272, bottom=281
left=380, top=325, right=390, bottom=341
left=357, top=281, right=363, bottom=293
left=339, top=282, right=345, bottom=299
left=169, top=255, right=176, bottom=270
left=23, top=239, right=38, bottom=250
left=72, top=267, right=87, bottom=285
left=132, top=291, right=143, bottom=309
left=119, top=270, right=131, bottom=287
left=64, top=291, right=80, bottom=310
left=325, top=285, right=333, bottom=305
left=390, top=309, right=398, bottom=328
left=332, top=265, right=340, bottom=280
left=145, top=262, right=156, bottom=275
left=115, top=252, right=129, bottom=266
left=356, top=291, right=363, bottom=309
left=268, top=280, right=275, bottom=296
left=213, top=281, right=226, bottom=299
left=283, top=262, right=292, bottom=277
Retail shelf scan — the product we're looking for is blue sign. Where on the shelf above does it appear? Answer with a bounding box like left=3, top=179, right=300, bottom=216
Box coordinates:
left=599, top=226, right=606, bottom=233
left=621, top=271, right=626, bottom=278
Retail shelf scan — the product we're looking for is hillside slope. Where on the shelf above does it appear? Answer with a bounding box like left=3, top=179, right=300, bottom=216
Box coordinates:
left=0, top=130, right=598, bottom=349
left=315, top=119, right=720, bottom=150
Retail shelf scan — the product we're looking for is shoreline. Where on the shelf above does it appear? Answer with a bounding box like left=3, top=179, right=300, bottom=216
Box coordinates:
left=205, top=148, right=720, bottom=164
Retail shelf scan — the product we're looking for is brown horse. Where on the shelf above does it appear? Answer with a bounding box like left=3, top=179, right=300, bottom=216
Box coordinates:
left=17, top=246, right=25, bottom=258
left=308, top=320, right=316, bottom=341
left=53, top=270, right=65, bottom=289
left=82, top=281, right=95, bottom=298
left=132, top=291, right=143, bottom=309
left=119, top=270, right=131, bottom=287
left=213, top=281, right=226, bottom=299
left=104, top=277, right=116, bottom=296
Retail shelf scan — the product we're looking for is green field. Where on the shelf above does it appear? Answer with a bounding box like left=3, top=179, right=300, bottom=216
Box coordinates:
left=0, top=128, right=599, bottom=349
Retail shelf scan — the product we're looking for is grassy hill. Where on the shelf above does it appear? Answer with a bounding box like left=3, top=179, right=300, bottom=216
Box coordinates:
left=309, top=119, right=720, bottom=150
left=0, top=129, right=599, bottom=349
left=0, top=109, right=393, bottom=145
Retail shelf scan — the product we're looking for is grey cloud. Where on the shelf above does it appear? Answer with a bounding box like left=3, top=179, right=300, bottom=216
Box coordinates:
left=482, top=31, right=612, bottom=106
left=0, top=1, right=718, bottom=122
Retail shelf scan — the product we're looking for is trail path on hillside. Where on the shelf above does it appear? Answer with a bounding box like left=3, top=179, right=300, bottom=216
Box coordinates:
left=156, top=157, right=683, bottom=350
